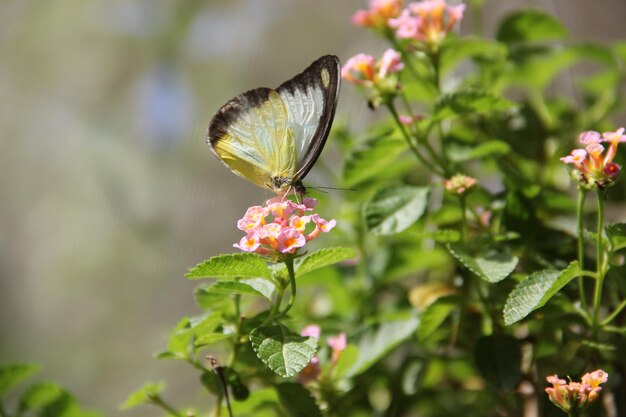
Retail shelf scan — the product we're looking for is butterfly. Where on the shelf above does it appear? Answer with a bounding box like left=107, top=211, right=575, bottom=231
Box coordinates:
left=207, top=55, right=341, bottom=196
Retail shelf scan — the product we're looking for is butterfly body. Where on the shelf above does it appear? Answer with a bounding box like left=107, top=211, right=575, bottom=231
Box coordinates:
left=207, top=55, right=341, bottom=195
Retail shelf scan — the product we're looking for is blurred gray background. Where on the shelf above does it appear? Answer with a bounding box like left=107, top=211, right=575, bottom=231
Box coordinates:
left=1, top=1, right=625, bottom=416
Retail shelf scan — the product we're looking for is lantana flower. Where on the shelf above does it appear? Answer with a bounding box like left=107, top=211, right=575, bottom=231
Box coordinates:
left=545, top=370, right=608, bottom=415
left=352, top=0, right=404, bottom=29
left=298, top=325, right=348, bottom=385
left=342, top=49, right=404, bottom=107
left=389, top=0, right=466, bottom=51
left=444, top=173, right=477, bottom=195
left=233, top=197, right=336, bottom=257
left=560, top=128, right=625, bottom=190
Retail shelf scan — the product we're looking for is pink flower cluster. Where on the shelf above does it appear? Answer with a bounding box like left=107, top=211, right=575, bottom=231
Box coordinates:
left=545, top=370, right=608, bottom=414
left=233, top=197, right=336, bottom=256
left=389, top=0, right=465, bottom=47
left=298, top=325, right=347, bottom=384
left=352, top=0, right=404, bottom=29
left=342, top=49, right=404, bottom=88
left=560, top=128, right=625, bottom=189
left=353, top=0, right=465, bottom=48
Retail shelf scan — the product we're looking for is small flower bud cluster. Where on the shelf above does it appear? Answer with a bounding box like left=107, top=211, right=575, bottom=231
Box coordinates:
left=233, top=197, right=336, bottom=256
left=444, top=173, right=477, bottom=195
left=545, top=370, right=608, bottom=414
left=298, top=325, right=348, bottom=384
left=560, top=128, right=625, bottom=190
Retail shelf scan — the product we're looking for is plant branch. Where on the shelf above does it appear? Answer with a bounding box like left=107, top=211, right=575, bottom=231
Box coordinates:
left=592, top=190, right=606, bottom=332
left=280, top=255, right=297, bottom=316
left=386, top=101, right=445, bottom=176
left=577, top=188, right=588, bottom=311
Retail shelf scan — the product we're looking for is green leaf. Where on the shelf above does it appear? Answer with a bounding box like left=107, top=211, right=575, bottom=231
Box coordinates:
left=119, top=381, right=164, bottom=410
left=433, top=91, right=516, bottom=122
left=0, top=363, right=39, bottom=397
left=194, top=333, right=232, bottom=347
left=348, top=315, right=420, bottom=377
left=186, top=253, right=271, bottom=280
left=474, top=335, right=521, bottom=391
left=342, top=132, right=409, bottom=187
left=606, top=223, right=626, bottom=252
left=332, top=345, right=359, bottom=380
left=295, top=247, right=356, bottom=277
left=447, top=140, right=511, bottom=163
left=426, top=229, right=461, bottom=243
left=503, top=261, right=580, bottom=325
left=19, top=383, right=64, bottom=412
left=205, top=279, right=275, bottom=301
left=250, top=325, right=317, bottom=378
left=503, top=48, right=579, bottom=89
left=276, top=383, right=322, bottom=417
left=418, top=295, right=462, bottom=342
left=364, top=186, right=430, bottom=236
left=165, top=313, right=223, bottom=359
left=448, top=245, right=518, bottom=283
left=440, top=36, right=506, bottom=75
left=496, top=9, right=568, bottom=43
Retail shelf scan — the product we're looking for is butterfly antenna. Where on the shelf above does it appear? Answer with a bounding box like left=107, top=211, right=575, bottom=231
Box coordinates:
left=308, top=185, right=358, bottom=193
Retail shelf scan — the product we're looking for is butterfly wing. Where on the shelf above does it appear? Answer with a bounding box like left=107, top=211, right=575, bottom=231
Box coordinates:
left=207, top=55, right=341, bottom=193
left=277, top=55, right=341, bottom=182
left=207, top=88, right=296, bottom=190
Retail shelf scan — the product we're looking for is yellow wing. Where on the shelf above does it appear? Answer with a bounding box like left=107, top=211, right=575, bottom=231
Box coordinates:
left=208, top=89, right=296, bottom=191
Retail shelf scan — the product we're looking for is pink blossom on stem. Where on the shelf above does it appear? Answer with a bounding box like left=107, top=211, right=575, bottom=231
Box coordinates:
left=545, top=370, right=608, bottom=413
left=327, top=333, right=347, bottom=363
left=561, top=128, right=624, bottom=189
left=233, top=197, right=336, bottom=257
left=389, top=9, right=421, bottom=40
left=341, top=53, right=377, bottom=86
left=352, top=0, right=403, bottom=29
left=301, top=324, right=321, bottom=340
left=389, top=0, right=465, bottom=48
left=342, top=49, right=405, bottom=96
left=233, top=233, right=261, bottom=253
left=378, top=48, right=405, bottom=78
left=579, top=131, right=601, bottom=144
left=275, top=227, right=306, bottom=253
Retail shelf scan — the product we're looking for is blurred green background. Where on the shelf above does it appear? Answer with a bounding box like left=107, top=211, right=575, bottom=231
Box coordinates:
left=1, top=1, right=625, bottom=416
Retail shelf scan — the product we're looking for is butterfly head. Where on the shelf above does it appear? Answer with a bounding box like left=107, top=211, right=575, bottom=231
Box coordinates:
left=266, top=176, right=308, bottom=197
left=267, top=175, right=293, bottom=194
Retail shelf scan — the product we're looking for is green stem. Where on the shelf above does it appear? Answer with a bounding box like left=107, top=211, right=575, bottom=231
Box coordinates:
left=473, top=276, right=496, bottom=333
left=591, top=190, right=606, bottom=331
left=576, top=188, right=588, bottom=311
left=529, top=89, right=553, bottom=129
left=602, top=298, right=626, bottom=326
left=228, top=295, right=244, bottom=367
left=386, top=101, right=445, bottom=176
left=430, top=50, right=440, bottom=91
left=459, top=195, right=468, bottom=244
left=280, top=256, right=297, bottom=316
left=151, top=395, right=185, bottom=417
